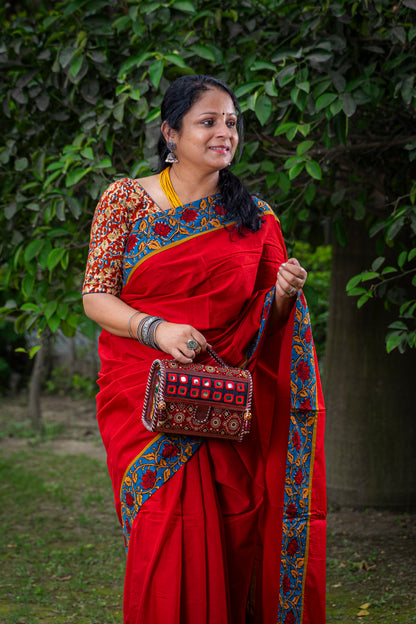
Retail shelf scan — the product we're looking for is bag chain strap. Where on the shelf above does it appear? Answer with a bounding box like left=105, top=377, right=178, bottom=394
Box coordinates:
left=206, top=345, right=229, bottom=368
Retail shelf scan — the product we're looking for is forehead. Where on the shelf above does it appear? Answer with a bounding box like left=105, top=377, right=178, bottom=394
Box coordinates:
left=189, top=87, right=236, bottom=116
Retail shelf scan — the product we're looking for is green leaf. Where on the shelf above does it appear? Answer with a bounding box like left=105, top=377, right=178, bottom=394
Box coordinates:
left=284, top=156, right=305, bottom=169
left=387, top=217, right=405, bottom=240
left=250, top=61, right=276, bottom=72
left=408, top=248, right=416, bottom=261
left=148, top=59, right=164, bottom=89
left=66, top=312, right=80, bottom=329
left=346, top=274, right=364, bottom=291
left=389, top=321, right=409, bottom=331
left=235, top=81, right=263, bottom=98
left=360, top=271, right=380, bottom=282
left=305, top=160, right=322, bottom=180
left=22, top=274, right=35, bottom=298
left=315, top=93, right=338, bottom=111
left=277, top=172, right=291, bottom=194
left=97, top=158, right=112, bottom=169
left=288, top=163, right=304, bottom=180
left=81, top=147, right=94, bottom=160
left=357, top=292, right=372, bottom=308
left=21, top=302, right=41, bottom=313
left=329, top=99, right=343, bottom=116
left=381, top=266, right=397, bottom=275
left=386, top=331, right=404, bottom=354
left=172, top=0, right=196, bottom=12
left=47, top=315, right=61, bottom=333
left=43, top=301, right=57, bottom=321
left=118, top=52, right=153, bottom=77
left=164, top=53, right=186, bottom=68
left=188, top=44, right=216, bottom=62
left=29, top=345, right=42, bottom=359
left=297, top=140, right=314, bottom=156
left=24, top=239, right=44, bottom=263
left=274, top=122, right=298, bottom=137
left=347, top=287, right=367, bottom=296
left=372, top=256, right=385, bottom=271
left=47, top=248, right=66, bottom=271
left=113, top=102, right=124, bottom=122
left=254, top=94, right=272, bottom=125
left=70, top=54, right=83, bottom=77
left=304, top=183, right=316, bottom=206
left=297, top=81, right=310, bottom=94
left=145, top=107, right=161, bottom=123
left=15, top=157, right=29, bottom=171
left=398, top=250, right=407, bottom=268
left=65, top=167, right=88, bottom=187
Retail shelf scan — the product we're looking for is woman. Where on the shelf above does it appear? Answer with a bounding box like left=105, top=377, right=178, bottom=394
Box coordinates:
left=83, top=75, right=326, bottom=624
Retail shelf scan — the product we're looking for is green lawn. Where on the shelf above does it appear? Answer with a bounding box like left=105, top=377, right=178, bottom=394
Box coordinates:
left=0, top=449, right=125, bottom=624
left=1, top=435, right=415, bottom=623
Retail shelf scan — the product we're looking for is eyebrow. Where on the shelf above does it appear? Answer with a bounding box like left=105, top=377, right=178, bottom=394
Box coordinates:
left=198, top=111, right=237, bottom=117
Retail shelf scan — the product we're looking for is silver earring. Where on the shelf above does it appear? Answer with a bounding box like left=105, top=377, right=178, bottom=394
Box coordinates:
left=165, top=141, right=178, bottom=163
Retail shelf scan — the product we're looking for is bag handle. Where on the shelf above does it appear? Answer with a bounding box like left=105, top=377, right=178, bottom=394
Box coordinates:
left=206, top=345, right=229, bottom=369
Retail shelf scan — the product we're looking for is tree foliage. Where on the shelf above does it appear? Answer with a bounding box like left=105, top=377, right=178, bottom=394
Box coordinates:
left=1, top=0, right=416, bottom=351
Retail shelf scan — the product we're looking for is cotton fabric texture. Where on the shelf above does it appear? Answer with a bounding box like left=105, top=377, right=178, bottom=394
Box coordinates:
left=83, top=178, right=326, bottom=624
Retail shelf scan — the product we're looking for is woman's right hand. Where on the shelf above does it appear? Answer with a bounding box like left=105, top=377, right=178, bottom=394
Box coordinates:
left=155, top=322, right=208, bottom=364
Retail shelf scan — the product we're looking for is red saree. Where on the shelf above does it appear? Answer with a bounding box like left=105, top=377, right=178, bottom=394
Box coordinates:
left=83, top=179, right=326, bottom=624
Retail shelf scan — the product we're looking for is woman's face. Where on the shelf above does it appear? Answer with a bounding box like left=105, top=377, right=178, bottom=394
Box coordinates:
left=169, top=87, right=239, bottom=173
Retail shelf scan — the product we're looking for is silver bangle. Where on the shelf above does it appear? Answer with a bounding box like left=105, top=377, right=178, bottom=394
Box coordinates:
left=137, top=315, right=155, bottom=345
left=127, top=311, right=141, bottom=339
left=137, top=315, right=165, bottom=347
left=148, top=318, right=165, bottom=350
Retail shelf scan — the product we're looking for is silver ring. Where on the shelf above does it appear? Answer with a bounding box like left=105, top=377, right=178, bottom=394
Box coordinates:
left=187, top=339, right=199, bottom=350
left=287, top=286, right=296, bottom=296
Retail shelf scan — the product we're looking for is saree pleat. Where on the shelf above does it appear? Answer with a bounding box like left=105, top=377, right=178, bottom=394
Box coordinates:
left=84, top=180, right=326, bottom=623
left=123, top=438, right=264, bottom=623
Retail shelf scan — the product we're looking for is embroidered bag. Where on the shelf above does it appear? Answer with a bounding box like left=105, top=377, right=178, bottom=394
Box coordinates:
left=142, top=347, right=253, bottom=442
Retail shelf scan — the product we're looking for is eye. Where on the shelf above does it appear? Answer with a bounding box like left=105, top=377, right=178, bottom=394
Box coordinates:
left=201, top=118, right=214, bottom=126
left=226, top=120, right=237, bottom=128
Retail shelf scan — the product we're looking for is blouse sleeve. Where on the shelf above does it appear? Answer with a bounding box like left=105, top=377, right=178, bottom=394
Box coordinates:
left=82, top=178, right=137, bottom=296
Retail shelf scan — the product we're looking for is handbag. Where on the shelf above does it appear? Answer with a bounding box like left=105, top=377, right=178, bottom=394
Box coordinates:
left=142, top=347, right=253, bottom=442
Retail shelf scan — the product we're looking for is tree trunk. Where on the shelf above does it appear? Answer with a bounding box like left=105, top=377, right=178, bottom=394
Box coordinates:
left=28, top=341, right=45, bottom=435
left=324, top=220, right=416, bottom=509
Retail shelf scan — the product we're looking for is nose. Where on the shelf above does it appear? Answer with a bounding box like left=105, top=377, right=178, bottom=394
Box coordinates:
left=216, top=119, right=234, bottom=138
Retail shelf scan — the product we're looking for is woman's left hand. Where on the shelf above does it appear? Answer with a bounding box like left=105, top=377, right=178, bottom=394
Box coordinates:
left=275, top=257, right=307, bottom=299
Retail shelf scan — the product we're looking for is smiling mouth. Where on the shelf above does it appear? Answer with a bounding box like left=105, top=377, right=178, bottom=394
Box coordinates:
left=209, top=146, right=230, bottom=152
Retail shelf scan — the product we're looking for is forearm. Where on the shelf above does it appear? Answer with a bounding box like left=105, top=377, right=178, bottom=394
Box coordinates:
left=268, top=292, right=296, bottom=332
left=82, top=291, right=207, bottom=364
left=82, top=292, right=148, bottom=338
left=268, top=257, right=307, bottom=332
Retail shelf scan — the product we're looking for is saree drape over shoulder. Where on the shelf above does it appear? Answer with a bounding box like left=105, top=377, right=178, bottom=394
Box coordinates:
left=83, top=178, right=326, bottom=624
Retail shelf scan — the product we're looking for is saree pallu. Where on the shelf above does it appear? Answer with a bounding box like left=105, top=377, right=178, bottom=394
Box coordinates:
left=92, top=186, right=326, bottom=623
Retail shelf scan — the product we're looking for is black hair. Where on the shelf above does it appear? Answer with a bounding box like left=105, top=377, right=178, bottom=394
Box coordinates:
left=157, top=75, right=262, bottom=233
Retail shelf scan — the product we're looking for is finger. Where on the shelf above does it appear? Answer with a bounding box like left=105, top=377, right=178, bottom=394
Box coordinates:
left=275, top=281, right=294, bottom=299
left=191, top=331, right=208, bottom=351
left=278, top=264, right=307, bottom=288
left=279, top=262, right=303, bottom=278
left=276, top=273, right=298, bottom=297
left=172, top=347, right=193, bottom=364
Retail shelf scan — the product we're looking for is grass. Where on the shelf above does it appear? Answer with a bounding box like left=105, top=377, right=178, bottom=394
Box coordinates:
left=0, top=400, right=415, bottom=623
left=326, top=516, right=416, bottom=623
left=0, top=450, right=125, bottom=624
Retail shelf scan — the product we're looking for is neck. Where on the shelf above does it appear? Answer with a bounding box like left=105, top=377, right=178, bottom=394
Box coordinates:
left=169, top=165, right=220, bottom=203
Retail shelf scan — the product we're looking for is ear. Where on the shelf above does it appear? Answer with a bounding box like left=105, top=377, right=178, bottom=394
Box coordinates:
left=161, top=121, right=178, bottom=143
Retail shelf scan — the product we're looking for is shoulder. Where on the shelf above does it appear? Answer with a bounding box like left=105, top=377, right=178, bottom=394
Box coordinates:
left=96, top=177, right=158, bottom=219
left=99, top=177, right=144, bottom=204
left=251, top=196, right=280, bottom=222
